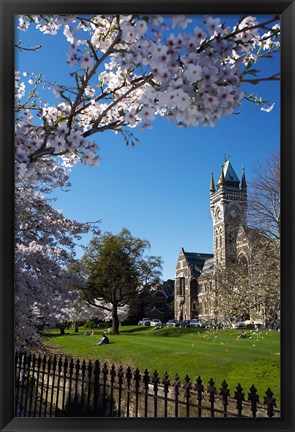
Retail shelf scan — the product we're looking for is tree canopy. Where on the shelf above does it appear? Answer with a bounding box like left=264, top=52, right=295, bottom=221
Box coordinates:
left=79, top=229, right=162, bottom=334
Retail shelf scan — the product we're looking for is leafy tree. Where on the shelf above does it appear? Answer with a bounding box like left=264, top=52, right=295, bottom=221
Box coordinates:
left=79, top=229, right=162, bottom=334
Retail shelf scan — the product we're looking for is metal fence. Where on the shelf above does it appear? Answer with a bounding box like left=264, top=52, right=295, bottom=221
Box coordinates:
left=15, top=351, right=280, bottom=418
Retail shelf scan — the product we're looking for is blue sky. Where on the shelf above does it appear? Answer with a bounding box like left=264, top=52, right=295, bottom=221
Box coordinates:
left=15, top=15, right=280, bottom=280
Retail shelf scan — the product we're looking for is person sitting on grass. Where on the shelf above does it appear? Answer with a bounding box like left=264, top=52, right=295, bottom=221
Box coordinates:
left=97, top=332, right=109, bottom=346
left=236, top=331, right=247, bottom=340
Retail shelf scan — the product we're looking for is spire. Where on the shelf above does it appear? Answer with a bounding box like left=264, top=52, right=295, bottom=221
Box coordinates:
left=210, top=172, right=215, bottom=193
left=241, top=165, right=247, bottom=190
left=219, top=164, right=225, bottom=188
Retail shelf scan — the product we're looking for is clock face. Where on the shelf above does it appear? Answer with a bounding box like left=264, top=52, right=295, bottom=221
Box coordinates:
left=230, top=208, right=238, bottom=218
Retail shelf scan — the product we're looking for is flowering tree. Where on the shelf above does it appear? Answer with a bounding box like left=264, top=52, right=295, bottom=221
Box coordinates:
left=15, top=174, right=101, bottom=349
left=15, top=14, right=280, bottom=347
left=15, top=14, right=280, bottom=178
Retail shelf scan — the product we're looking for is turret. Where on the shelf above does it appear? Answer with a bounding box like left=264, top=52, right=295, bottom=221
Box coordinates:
left=210, top=172, right=215, bottom=193
left=241, top=166, right=247, bottom=191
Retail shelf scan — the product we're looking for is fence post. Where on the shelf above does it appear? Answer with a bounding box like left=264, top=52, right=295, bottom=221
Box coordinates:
left=19, top=352, right=27, bottom=416
left=67, top=358, right=74, bottom=415
left=143, top=369, right=150, bottom=417
left=234, top=383, right=245, bottom=416
left=183, top=375, right=192, bottom=418
left=162, top=372, right=170, bottom=417
left=102, top=362, right=108, bottom=416
left=109, top=364, right=116, bottom=416
left=248, top=385, right=259, bottom=417
left=173, top=374, right=181, bottom=418
left=125, top=366, right=132, bottom=417
left=23, top=353, right=32, bottom=417
left=264, top=388, right=276, bottom=417
left=93, top=359, right=100, bottom=416
left=73, top=359, right=81, bottom=415
left=117, top=365, right=124, bottom=417
left=134, top=368, right=141, bottom=417
left=15, top=352, right=20, bottom=416
left=61, top=357, right=68, bottom=415
left=194, top=376, right=204, bottom=418
left=43, top=356, right=51, bottom=417
left=219, top=380, right=230, bottom=417
left=152, top=370, right=160, bottom=418
left=80, top=360, right=86, bottom=414
left=207, top=378, right=216, bottom=417
left=28, top=353, right=36, bottom=417
left=49, top=356, right=57, bottom=417
left=86, top=360, right=93, bottom=415
left=33, top=354, right=42, bottom=417
left=37, top=355, right=47, bottom=417
left=54, top=356, right=63, bottom=416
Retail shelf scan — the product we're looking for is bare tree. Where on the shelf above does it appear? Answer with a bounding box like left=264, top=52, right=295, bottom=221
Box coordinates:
left=247, top=150, right=280, bottom=240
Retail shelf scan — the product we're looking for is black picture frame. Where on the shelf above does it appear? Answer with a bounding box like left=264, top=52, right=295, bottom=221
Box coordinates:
left=0, top=1, right=294, bottom=431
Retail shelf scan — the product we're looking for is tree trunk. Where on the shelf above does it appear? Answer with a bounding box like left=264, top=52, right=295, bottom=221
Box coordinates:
left=112, top=305, right=120, bottom=335
left=60, top=327, right=65, bottom=335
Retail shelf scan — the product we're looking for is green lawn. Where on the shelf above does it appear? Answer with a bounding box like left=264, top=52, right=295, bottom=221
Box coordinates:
left=43, top=325, right=280, bottom=405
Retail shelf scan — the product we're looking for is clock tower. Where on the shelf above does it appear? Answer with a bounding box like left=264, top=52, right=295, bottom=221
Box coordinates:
left=210, top=159, right=247, bottom=268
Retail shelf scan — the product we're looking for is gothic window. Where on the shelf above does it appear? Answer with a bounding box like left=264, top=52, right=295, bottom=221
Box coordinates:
left=179, top=277, right=185, bottom=296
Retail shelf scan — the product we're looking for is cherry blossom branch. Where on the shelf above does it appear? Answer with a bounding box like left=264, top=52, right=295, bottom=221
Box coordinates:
left=241, top=74, right=280, bottom=83
left=67, top=27, right=123, bottom=130
left=84, top=73, right=154, bottom=137
left=224, top=15, right=279, bottom=41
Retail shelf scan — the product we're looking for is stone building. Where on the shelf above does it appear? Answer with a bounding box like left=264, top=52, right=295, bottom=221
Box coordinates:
left=175, top=159, right=251, bottom=322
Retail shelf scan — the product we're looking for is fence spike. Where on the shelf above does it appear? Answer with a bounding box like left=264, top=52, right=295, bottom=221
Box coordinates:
left=125, top=366, right=132, bottom=382
left=110, top=364, right=116, bottom=381
left=117, top=365, right=124, bottom=381
left=264, top=388, right=276, bottom=417
left=134, top=368, right=141, bottom=388
left=183, top=375, right=191, bottom=387
left=207, top=378, right=216, bottom=399
left=234, top=383, right=245, bottom=415
left=81, top=359, right=86, bottom=377
left=152, top=370, right=160, bottom=385
left=220, top=380, right=230, bottom=399
left=143, top=369, right=150, bottom=387
left=173, top=373, right=181, bottom=388
left=248, top=384, right=259, bottom=417
left=162, top=371, right=170, bottom=387
left=102, top=362, right=108, bottom=376
left=219, top=380, right=230, bottom=417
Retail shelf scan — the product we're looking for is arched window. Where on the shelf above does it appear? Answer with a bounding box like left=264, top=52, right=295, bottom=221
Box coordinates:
left=239, top=255, right=248, bottom=268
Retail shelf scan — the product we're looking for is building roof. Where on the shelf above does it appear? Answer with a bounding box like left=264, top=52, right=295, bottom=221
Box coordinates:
left=217, top=160, right=240, bottom=190
left=183, top=251, right=214, bottom=276
left=199, top=257, right=215, bottom=278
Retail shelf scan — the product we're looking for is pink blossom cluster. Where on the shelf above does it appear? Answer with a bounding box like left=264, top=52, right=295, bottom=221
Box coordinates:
left=16, top=14, right=280, bottom=178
